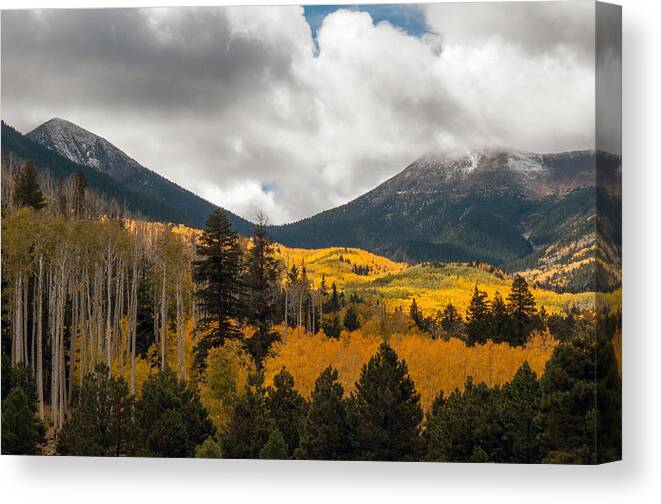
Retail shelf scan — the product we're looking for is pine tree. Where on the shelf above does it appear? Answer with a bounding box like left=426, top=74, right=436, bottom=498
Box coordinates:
left=244, top=213, right=282, bottom=369
left=465, top=286, right=491, bottom=346
left=323, top=314, right=342, bottom=339
left=192, top=208, right=244, bottom=371
left=351, top=342, right=423, bottom=461
left=535, top=332, right=597, bottom=464
left=325, top=283, right=340, bottom=313
left=73, top=170, right=87, bottom=216
left=13, top=161, right=46, bottom=210
left=440, top=303, right=463, bottom=339
left=409, top=298, right=424, bottom=331
left=222, top=374, right=273, bottom=459
left=425, top=377, right=501, bottom=462
left=135, top=369, right=214, bottom=457
left=343, top=305, right=360, bottom=332
left=1, top=388, right=38, bottom=455
left=57, top=364, right=135, bottom=456
left=507, top=275, right=537, bottom=345
left=490, top=291, right=511, bottom=344
left=499, top=361, right=541, bottom=463
left=259, top=428, right=289, bottom=459
left=297, top=366, right=353, bottom=460
left=265, top=368, right=307, bottom=457
left=595, top=312, right=622, bottom=463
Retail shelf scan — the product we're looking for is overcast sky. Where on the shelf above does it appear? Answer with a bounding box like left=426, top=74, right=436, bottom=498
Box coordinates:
left=1, top=2, right=610, bottom=224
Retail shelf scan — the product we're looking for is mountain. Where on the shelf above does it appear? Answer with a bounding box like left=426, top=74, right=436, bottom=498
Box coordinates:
left=269, top=148, right=621, bottom=292
left=18, top=118, right=252, bottom=234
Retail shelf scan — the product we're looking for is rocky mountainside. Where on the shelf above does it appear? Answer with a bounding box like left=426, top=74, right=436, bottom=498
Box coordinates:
left=269, top=148, right=621, bottom=292
left=24, top=118, right=252, bottom=234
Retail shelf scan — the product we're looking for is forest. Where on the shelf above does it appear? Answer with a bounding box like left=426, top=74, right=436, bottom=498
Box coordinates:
left=1, top=161, right=621, bottom=463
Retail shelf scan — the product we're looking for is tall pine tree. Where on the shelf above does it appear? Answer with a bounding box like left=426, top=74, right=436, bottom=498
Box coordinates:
left=465, top=286, right=491, bottom=346
left=499, top=361, right=541, bottom=463
left=490, top=291, right=511, bottom=344
left=507, top=275, right=537, bottom=346
left=222, top=374, right=272, bottom=459
left=350, top=342, right=423, bottom=461
left=192, top=208, right=244, bottom=371
left=244, top=213, right=282, bottom=369
left=343, top=305, right=360, bottom=331
left=297, top=366, right=353, bottom=460
left=14, top=161, right=46, bottom=210
left=265, top=368, right=308, bottom=457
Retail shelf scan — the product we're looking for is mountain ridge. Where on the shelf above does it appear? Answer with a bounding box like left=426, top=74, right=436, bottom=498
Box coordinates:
left=268, top=148, right=621, bottom=292
left=21, top=118, right=253, bottom=234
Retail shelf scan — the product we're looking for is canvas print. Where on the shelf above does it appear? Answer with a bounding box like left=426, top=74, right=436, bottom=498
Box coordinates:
left=0, top=2, right=621, bottom=463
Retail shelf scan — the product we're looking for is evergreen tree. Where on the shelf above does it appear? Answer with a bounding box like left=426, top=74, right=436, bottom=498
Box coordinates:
left=265, top=368, right=308, bottom=457
left=1, top=353, right=10, bottom=404
left=14, top=161, right=46, bottom=210
left=259, top=428, right=289, bottom=459
left=595, top=312, right=622, bottom=463
left=57, top=364, right=135, bottom=456
left=490, top=291, right=512, bottom=344
left=297, top=366, right=353, bottom=460
left=1, top=388, right=38, bottom=455
left=9, top=362, right=38, bottom=413
left=465, top=286, right=491, bottom=346
left=325, top=283, right=340, bottom=313
left=351, top=342, right=423, bottom=461
left=192, top=208, right=244, bottom=371
left=507, top=275, right=537, bottom=345
left=323, top=314, right=342, bottom=339
left=439, top=303, right=463, bottom=339
left=222, top=374, right=273, bottom=459
left=244, top=214, right=282, bottom=369
left=425, top=377, right=501, bottom=462
left=343, top=305, right=361, bottom=332
left=535, top=332, right=598, bottom=464
left=499, top=362, right=541, bottom=463
left=135, top=369, right=214, bottom=457
left=73, top=170, right=87, bottom=216
left=409, top=298, right=424, bottom=331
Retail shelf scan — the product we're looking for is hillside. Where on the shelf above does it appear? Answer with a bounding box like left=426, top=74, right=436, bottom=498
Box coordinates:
left=4, top=118, right=253, bottom=233
left=269, top=148, right=622, bottom=293
left=273, top=243, right=619, bottom=317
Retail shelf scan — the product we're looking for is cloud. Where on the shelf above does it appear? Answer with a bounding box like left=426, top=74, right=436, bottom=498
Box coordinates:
left=1, top=4, right=603, bottom=225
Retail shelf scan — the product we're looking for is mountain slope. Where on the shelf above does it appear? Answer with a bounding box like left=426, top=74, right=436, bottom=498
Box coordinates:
left=23, top=118, right=252, bottom=234
left=269, top=148, right=621, bottom=292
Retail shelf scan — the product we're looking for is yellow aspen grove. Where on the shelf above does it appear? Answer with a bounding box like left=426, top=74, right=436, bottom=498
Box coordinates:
left=264, top=328, right=556, bottom=411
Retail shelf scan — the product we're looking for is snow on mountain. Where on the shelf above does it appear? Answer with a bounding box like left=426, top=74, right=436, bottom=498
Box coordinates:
left=27, top=118, right=144, bottom=182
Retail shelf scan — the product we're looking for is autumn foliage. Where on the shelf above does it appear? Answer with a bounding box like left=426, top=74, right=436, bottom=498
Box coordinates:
left=264, top=327, right=556, bottom=411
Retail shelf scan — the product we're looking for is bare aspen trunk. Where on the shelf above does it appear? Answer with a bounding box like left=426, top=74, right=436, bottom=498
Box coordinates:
left=115, top=258, right=125, bottom=375
left=129, top=256, right=140, bottom=395
left=81, top=273, right=88, bottom=382
left=298, top=289, right=303, bottom=329
left=161, top=264, right=167, bottom=371
left=36, top=254, right=44, bottom=420
left=68, top=281, right=78, bottom=404
left=23, top=276, right=29, bottom=364
left=105, top=249, right=113, bottom=368
left=13, top=275, right=22, bottom=366
left=284, top=287, right=288, bottom=344
left=31, top=278, right=36, bottom=370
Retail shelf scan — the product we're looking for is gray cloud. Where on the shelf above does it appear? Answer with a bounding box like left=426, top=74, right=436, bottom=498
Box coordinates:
left=1, top=4, right=602, bottom=224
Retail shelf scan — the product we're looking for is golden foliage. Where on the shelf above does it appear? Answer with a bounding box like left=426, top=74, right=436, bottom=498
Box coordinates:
left=199, top=340, right=255, bottom=437
left=264, top=328, right=557, bottom=411
left=274, top=244, right=407, bottom=288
